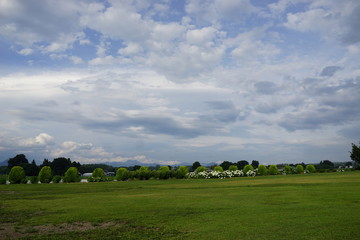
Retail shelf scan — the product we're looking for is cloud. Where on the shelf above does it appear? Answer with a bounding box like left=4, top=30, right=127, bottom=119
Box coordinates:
left=320, top=66, right=342, bottom=77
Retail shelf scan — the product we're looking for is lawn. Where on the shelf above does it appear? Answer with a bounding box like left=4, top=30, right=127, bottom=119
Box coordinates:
left=1, top=171, right=360, bottom=239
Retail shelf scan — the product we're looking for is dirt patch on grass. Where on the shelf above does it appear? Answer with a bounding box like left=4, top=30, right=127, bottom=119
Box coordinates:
left=0, top=221, right=127, bottom=239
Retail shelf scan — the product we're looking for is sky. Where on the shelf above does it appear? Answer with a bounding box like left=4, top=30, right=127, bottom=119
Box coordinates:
left=0, top=0, right=359, bottom=166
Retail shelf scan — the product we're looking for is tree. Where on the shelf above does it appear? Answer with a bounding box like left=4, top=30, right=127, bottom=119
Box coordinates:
left=116, top=168, right=130, bottom=181
left=8, top=166, right=26, bottom=184
left=158, top=166, right=171, bottom=179
left=251, top=160, right=259, bottom=169
left=296, top=165, right=304, bottom=174
left=269, top=165, right=278, bottom=175
left=8, top=154, right=29, bottom=170
left=220, top=161, right=233, bottom=170
left=350, top=141, right=360, bottom=164
left=40, top=159, right=51, bottom=168
left=284, top=165, right=293, bottom=174
left=192, top=161, right=201, bottom=171
left=195, top=166, right=206, bottom=173
left=237, top=160, right=249, bottom=170
left=63, top=167, right=80, bottom=183
left=306, top=164, right=316, bottom=173
left=243, top=164, right=254, bottom=174
left=26, top=160, right=39, bottom=176
left=228, top=165, right=238, bottom=171
left=92, top=168, right=105, bottom=179
left=258, top=165, right=267, bottom=175
left=318, top=160, right=334, bottom=170
left=175, top=166, right=189, bottom=179
left=137, top=166, right=150, bottom=180
left=38, top=166, right=53, bottom=183
left=213, top=166, right=224, bottom=172
left=51, top=157, right=72, bottom=176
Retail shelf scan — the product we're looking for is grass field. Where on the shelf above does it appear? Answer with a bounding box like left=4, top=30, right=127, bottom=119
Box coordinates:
left=1, top=171, right=360, bottom=240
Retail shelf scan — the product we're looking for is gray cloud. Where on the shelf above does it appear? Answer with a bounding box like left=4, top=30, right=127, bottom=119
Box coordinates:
left=254, top=81, right=279, bottom=95
left=342, top=5, right=360, bottom=44
left=320, top=66, right=342, bottom=77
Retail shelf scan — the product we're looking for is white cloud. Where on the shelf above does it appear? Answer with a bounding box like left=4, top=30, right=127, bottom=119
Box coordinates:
left=17, top=48, right=33, bottom=56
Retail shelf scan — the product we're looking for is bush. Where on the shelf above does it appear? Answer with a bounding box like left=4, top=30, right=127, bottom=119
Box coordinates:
left=137, top=166, right=150, bottom=180
left=269, top=165, right=279, bottom=175
left=213, top=166, right=224, bottom=172
left=0, top=175, right=7, bottom=184
left=52, top=175, right=62, bottom=183
left=195, top=166, right=207, bottom=173
left=284, top=165, right=293, bottom=174
left=243, top=164, right=254, bottom=174
left=158, top=166, right=171, bottom=180
left=92, top=168, right=105, bottom=178
left=296, top=165, right=304, bottom=174
left=175, top=166, right=189, bottom=179
left=306, top=164, right=316, bottom=173
left=228, top=165, right=238, bottom=171
left=257, top=165, right=268, bottom=175
left=29, top=176, right=38, bottom=184
left=63, top=167, right=80, bottom=183
left=38, top=166, right=53, bottom=183
left=8, top=166, right=26, bottom=184
left=116, top=168, right=130, bottom=181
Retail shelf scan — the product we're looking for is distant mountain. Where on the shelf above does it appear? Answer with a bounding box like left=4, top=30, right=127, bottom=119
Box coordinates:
left=103, top=160, right=153, bottom=167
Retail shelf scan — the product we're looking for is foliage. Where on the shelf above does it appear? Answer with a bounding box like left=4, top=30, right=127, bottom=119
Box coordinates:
left=29, top=176, right=38, bottom=184
left=220, top=161, right=233, bottom=170
left=116, top=168, right=130, bottom=181
left=0, top=175, right=7, bottom=184
left=243, top=164, right=254, bottom=174
left=192, top=161, right=201, bottom=171
left=79, top=164, right=115, bottom=174
left=284, top=165, right=293, bottom=174
left=251, top=160, right=259, bottom=169
left=296, top=165, right=304, bottom=174
left=136, top=166, right=151, bottom=180
left=195, top=166, right=207, bottom=173
left=317, top=160, right=334, bottom=170
left=52, top=175, right=62, bottom=183
left=7, top=154, right=29, bottom=169
left=92, top=168, right=105, bottom=179
left=51, top=158, right=72, bottom=176
left=350, top=141, right=360, bottom=164
left=306, top=164, right=316, bottom=173
left=237, top=160, right=249, bottom=170
left=257, top=165, right=268, bottom=175
left=228, top=165, right=238, bottom=171
left=63, top=167, right=80, bottom=183
left=187, top=170, right=244, bottom=179
left=8, top=166, right=26, bottom=184
left=269, top=165, right=278, bottom=175
left=175, top=166, right=189, bottom=179
left=213, top=166, right=223, bottom=172
left=158, top=166, right=171, bottom=180
left=38, top=166, right=53, bottom=183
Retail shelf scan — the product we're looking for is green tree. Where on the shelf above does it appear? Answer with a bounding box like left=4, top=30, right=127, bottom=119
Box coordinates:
left=63, top=167, right=80, bottom=183
left=237, top=160, right=249, bottom=170
left=228, top=165, right=238, bottom=171
left=196, top=166, right=207, bottom=173
left=243, top=164, right=254, bottom=174
left=257, top=165, right=268, bottom=175
left=284, top=165, right=293, bottom=174
left=116, top=168, right=130, bottom=181
left=192, top=161, right=201, bottom=171
left=8, top=166, right=26, bottom=184
left=51, top=157, right=72, bottom=176
left=269, top=165, right=279, bottom=175
left=8, top=154, right=29, bottom=170
left=213, top=166, right=224, bottom=172
left=350, top=141, right=360, bottom=164
left=38, top=166, right=53, bottom=183
left=26, top=160, right=39, bottom=176
left=137, top=166, right=150, bottom=180
left=92, top=168, right=105, bottom=178
left=158, top=166, right=171, bottom=179
left=306, top=164, right=316, bottom=173
left=296, top=165, right=304, bottom=174
left=175, top=166, right=189, bottom=179
left=220, top=161, right=233, bottom=170
left=251, top=160, right=259, bottom=169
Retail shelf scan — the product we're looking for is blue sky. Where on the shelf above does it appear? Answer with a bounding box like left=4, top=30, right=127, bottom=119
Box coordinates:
left=0, top=0, right=359, bottom=166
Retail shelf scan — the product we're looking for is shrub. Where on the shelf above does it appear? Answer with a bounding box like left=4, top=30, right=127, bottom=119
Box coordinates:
left=175, top=166, right=189, bottom=179
left=195, top=166, right=207, bottom=173
left=284, top=165, right=293, bottom=174
left=52, top=175, right=62, bottom=183
left=63, top=167, right=80, bottom=183
left=269, top=165, right=279, bottom=175
left=158, top=166, right=171, bottom=180
left=116, top=168, right=130, bottom=181
left=296, top=165, right=304, bottom=174
left=243, top=164, right=254, bottom=174
left=257, top=165, right=268, bottom=175
left=213, top=166, right=224, bottom=172
left=38, top=166, right=53, bottom=183
left=92, top=168, right=105, bottom=181
left=228, top=165, right=238, bottom=171
left=0, top=175, right=7, bottom=184
left=306, top=164, right=316, bottom=173
left=29, top=176, right=38, bottom=184
left=8, top=166, right=26, bottom=184
left=137, top=166, right=150, bottom=180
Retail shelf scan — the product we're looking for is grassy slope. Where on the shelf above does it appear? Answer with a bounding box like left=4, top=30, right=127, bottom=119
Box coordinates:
left=1, top=172, right=360, bottom=239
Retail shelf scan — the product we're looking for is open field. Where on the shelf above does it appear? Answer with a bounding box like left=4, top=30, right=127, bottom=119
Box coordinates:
left=1, top=172, right=360, bottom=240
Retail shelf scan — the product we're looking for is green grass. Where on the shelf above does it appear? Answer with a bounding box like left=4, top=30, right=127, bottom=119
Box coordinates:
left=1, top=172, right=360, bottom=239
